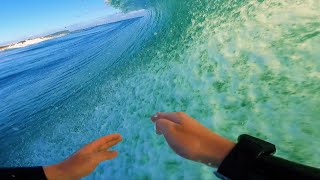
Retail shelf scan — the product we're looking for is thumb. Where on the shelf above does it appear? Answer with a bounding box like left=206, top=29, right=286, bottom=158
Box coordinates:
left=155, top=118, right=177, bottom=135
left=98, top=150, right=118, bottom=161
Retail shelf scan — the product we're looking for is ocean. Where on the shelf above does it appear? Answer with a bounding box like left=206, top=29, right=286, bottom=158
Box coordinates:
left=0, top=0, right=320, bottom=179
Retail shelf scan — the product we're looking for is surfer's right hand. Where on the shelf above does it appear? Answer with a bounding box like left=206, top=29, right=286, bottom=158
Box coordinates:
left=151, top=112, right=235, bottom=168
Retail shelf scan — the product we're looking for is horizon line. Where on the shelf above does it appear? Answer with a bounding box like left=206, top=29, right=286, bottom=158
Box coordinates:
left=0, top=10, right=146, bottom=47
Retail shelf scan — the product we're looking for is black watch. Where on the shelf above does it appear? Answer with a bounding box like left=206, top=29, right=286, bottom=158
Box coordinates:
left=215, top=134, right=276, bottom=180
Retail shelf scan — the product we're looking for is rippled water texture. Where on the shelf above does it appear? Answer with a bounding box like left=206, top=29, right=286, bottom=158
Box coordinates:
left=0, top=0, right=319, bottom=179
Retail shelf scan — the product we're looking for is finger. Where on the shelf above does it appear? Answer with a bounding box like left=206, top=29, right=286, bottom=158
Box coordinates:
left=98, top=150, right=118, bottom=161
left=151, top=113, right=158, bottom=123
left=155, top=122, right=161, bottom=135
left=156, top=118, right=178, bottom=135
left=99, top=137, right=122, bottom=150
left=156, top=112, right=182, bottom=124
left=151, top=112, right=181, bottom=124
left=90, top=134, right=122, bottom=149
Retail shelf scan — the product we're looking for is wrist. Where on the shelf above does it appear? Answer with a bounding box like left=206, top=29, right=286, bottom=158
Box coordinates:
left=43, top=163, right=71, bottom=180
left=205, top=133, right=236, bottom=168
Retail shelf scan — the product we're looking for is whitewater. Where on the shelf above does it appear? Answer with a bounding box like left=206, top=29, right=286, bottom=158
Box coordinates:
left=0, top=0, right=320, bottom=179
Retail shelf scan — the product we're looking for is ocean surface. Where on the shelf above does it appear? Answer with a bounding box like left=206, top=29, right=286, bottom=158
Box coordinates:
left=0, top=0, right=320, bottom=179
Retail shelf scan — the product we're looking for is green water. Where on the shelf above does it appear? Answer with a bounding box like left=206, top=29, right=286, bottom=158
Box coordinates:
left=107, top=0, right=320, bottom=172
left=110, top=0, right=320, bottom=166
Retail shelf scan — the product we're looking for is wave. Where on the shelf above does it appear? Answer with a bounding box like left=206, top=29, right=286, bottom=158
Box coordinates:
left=107, top=0, right=320, bottom=168
left=0, top=0, right=319, bottom=179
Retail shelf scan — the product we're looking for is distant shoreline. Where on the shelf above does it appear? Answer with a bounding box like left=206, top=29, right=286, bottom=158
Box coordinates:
left=0, top=30, right=69, bottom=52
left=0, top=10, right=147, bottom=52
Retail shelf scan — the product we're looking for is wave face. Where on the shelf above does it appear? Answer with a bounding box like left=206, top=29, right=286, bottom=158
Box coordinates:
left=0, top=0, right=320, bottom=179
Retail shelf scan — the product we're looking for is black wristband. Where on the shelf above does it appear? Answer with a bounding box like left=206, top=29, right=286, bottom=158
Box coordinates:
left=0, top=166, right=47, bottom=180
left=217, top=134, right=276, bottom=180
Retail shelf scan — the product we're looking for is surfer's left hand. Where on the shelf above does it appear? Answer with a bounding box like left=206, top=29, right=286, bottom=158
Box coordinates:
left=43, top=134, right=122, bottom=180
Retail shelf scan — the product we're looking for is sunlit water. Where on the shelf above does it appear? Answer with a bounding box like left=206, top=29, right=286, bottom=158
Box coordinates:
left=0, top=0, right=320, bottom=179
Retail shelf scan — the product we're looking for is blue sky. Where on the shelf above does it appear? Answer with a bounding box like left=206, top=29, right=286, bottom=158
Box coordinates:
left=0, top=0, right=120, bottom=45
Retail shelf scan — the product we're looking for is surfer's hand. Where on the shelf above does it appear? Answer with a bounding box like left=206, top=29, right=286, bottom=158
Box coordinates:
left=44, top=134, right=122, bottom=180
left=151, top=112, right=235, bottom=167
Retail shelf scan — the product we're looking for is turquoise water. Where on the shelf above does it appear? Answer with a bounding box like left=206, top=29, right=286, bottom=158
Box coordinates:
left=0, top=0, right=320, bottom=179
